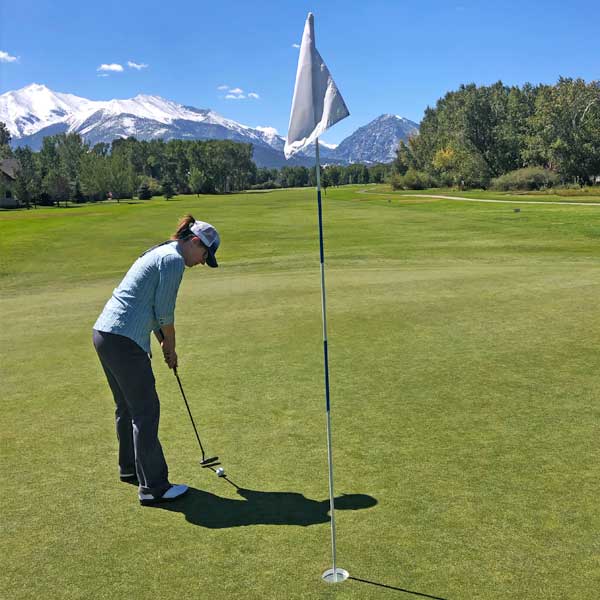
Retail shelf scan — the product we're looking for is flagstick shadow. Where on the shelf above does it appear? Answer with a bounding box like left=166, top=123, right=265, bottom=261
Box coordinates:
left=349, top=577, right=449, bottom=599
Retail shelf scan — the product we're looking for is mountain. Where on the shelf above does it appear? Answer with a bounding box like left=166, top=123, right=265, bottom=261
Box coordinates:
left=332, top=114, right=419, bottom=164
left=1, top=84, right=418, bottom=167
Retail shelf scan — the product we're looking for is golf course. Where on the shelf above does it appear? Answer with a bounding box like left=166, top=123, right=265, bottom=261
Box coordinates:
left=3, top=184, right=600, bottom=599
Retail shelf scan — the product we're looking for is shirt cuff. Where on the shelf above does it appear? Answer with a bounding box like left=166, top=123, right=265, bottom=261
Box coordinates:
left=157, top=316, right=174, bottom=326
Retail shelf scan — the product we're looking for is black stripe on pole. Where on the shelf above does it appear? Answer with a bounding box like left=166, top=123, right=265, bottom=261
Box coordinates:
left=317, top=188, right=325, bottom=263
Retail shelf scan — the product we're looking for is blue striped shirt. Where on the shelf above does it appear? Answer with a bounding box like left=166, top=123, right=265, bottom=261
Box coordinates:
left=94, top=241, right=185, bottom=353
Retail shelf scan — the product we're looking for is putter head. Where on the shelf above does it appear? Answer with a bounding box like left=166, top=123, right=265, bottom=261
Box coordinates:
left=200, top=456, right=220, bottom=467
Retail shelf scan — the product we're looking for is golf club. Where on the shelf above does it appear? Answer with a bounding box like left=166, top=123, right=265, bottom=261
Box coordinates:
left=173, top=368, right=220, bottom=468
left=158, top=330, right=219, bottom=468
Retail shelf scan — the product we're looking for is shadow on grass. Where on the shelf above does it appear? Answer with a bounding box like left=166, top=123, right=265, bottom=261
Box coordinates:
left=148, top=483, right=377, bottom=528
left=349, top=576, right=449, bottom=599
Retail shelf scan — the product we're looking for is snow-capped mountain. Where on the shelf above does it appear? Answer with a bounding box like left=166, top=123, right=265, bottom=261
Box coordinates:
left=1, top=84, right=296, bottom=165
left=0, top=84, right=95, bottom=138
left=333, top=114, right=419, bottom=164
left=1, top=84, right=418, bottom=167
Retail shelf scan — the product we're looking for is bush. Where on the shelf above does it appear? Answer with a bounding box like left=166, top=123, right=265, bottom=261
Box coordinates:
left=390, top=169, right=435, bottom=190
left=137, top=182, right=152, bottom=200
left=249, top=181, right=281, bottom=190
left=491, top=167, right=559, bottom=191
left=37, top=192, right=54, bottom=206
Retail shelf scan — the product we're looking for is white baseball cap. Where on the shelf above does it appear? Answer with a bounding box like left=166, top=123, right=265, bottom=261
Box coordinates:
left=189, top=220, right=220, bottom=268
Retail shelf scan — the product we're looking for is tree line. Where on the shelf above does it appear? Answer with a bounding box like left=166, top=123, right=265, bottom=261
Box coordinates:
left=0, top=125, right=391, bottom=206
left=394, top=77, right=600, bottom=189
left=2, top=132, right=257, bottom=205
left=254, top=162, right=389, bottom=190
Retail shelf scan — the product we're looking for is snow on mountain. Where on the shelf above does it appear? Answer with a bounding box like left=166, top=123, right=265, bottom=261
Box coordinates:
left=0, top=83, right=95, bottom=138
left=319, top=141, right=338, bottom=150
left=255, top=126, right=279, bottom=141
left=1, top=84, right=419, bottom=167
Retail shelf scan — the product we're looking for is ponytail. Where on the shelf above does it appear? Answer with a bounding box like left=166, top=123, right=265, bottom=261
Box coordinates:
left=171, top=214, right=196, bottom=240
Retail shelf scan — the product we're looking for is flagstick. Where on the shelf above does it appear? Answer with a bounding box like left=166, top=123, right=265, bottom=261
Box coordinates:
left=316, top=138, right=349, bottom=584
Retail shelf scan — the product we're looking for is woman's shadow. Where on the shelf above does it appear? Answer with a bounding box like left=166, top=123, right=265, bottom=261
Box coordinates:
left=148, top=478, right=377, bottom=529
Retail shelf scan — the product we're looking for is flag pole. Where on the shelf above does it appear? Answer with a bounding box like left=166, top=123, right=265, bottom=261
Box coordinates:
left=316, top=139, right=349, bottom=584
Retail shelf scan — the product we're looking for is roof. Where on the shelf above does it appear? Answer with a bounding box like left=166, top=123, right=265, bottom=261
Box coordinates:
left=0, top=158, right=21, bottom=180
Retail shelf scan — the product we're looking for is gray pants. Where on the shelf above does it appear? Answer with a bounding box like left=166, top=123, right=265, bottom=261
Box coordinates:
left=93, top=330, right=170, bottom=496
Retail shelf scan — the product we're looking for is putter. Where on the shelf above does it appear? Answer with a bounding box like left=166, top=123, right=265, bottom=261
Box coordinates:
left=173, top=368, right=220, bottom=467
left=158, top=330, right=219, bottom=468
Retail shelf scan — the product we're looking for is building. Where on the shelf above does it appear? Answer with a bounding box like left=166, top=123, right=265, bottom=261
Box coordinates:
left=0, top=158, right=21, bottom=208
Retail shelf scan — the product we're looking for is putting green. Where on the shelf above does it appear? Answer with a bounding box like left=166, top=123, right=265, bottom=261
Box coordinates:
left=2, top=185, right=600, bottom=599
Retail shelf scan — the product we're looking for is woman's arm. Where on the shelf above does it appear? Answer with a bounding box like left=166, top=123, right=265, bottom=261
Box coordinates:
left=154, top=254, right=184, bottom=370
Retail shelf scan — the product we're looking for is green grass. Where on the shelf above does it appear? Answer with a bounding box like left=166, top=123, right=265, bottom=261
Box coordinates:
left=2, top=185, right=600, bottom=598
left=362, top=184, right=600, bottom=203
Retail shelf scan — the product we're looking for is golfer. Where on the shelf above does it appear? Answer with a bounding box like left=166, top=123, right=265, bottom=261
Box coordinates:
left=93, top=215, right=220, bottom=505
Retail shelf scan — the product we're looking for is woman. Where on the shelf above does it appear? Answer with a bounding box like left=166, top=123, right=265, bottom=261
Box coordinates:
left=93, top=215, right=220, bottom=505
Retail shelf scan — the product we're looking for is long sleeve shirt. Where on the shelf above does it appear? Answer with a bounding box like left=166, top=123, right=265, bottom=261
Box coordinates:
left=93, top=241, right=185, bottom=353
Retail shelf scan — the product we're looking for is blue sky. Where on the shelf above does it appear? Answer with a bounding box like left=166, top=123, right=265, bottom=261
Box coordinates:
left=1, top=0, right=598, bottom=144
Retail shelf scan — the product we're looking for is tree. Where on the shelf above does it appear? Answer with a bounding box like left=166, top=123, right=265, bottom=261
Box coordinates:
left=368, top=164, right=390, bottom=184
left=80, top=151, right=111, bottom=201
left=43, top=169, right=69, bottom=206
left=161, top=178, right=175, bottom=200
left=525, top=78, right=600, bottom=182
left=13, top=146, right=36, bottom=208
left=188, top=167, right=205, bottom=196
left=394, top=141, right=413, bottom=175
left=325, top=165, right=342, bottom=187
left=0, top=122, right=12, bottom=159
left=110, top=151, right=136, bottom=199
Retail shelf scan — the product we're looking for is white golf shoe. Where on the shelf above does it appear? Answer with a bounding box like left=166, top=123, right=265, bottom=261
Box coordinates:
left=139, top=484, right=189, bottom=506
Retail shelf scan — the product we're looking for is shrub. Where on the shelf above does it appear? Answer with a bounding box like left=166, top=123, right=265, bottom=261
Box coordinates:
left=249, top=181, right=281, bottom=190
left=391, top=169, right=435, bottom=190
left=137, top=182, right=152, bottom=200
left=491, top=167, right=559, bottom=191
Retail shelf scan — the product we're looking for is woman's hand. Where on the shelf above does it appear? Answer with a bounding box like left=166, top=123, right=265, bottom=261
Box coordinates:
left=163, top=347, right=178, bottom=370
left=157, top=324, right=177, bottom=369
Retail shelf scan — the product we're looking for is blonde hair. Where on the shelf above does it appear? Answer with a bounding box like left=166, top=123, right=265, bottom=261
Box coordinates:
left=171, top=214, right=196, bottom=240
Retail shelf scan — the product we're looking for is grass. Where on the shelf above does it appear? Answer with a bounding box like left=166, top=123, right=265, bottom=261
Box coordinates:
left=365, top=184, right=600, bottom=203
left=2, top=184, right=600, bottom=599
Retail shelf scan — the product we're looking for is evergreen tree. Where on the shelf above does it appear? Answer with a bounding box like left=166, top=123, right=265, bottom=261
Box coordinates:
left=161, top=178, right=175, bottom=200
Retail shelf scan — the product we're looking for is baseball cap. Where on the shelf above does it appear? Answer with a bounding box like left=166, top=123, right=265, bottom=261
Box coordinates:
left=189, top=220, right=220, bottom=268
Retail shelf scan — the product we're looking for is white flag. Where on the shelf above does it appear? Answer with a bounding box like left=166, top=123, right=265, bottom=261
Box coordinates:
left=284, top=13, right=349, bottom=158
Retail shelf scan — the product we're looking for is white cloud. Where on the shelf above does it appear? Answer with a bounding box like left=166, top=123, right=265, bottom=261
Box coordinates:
left=127, top=60, right=148, bottom=70
left=97, top=73, right=110, bottom=78
left=97, top=63, right=124, bottom=72
left=292, top=43, right=300, bottom=49
left=0, top=50, right=18, bottom=63
left=220, top=86, right=258, bottom=100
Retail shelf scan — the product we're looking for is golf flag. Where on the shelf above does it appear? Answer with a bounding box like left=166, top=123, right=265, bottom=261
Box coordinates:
left=286, top=13, right=350, bottom=584
left=284, top=12, right=349, bottom=158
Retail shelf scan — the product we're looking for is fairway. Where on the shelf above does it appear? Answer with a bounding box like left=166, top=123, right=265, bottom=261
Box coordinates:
left=2, top=185, right=600, bottom=599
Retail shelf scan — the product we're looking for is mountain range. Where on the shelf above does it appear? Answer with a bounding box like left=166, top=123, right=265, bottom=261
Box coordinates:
left=0, top=84, right=419, bottom=167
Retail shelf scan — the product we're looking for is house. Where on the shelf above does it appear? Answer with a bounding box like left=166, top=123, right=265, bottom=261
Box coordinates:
left=0, top=158, right=21, bottom=208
